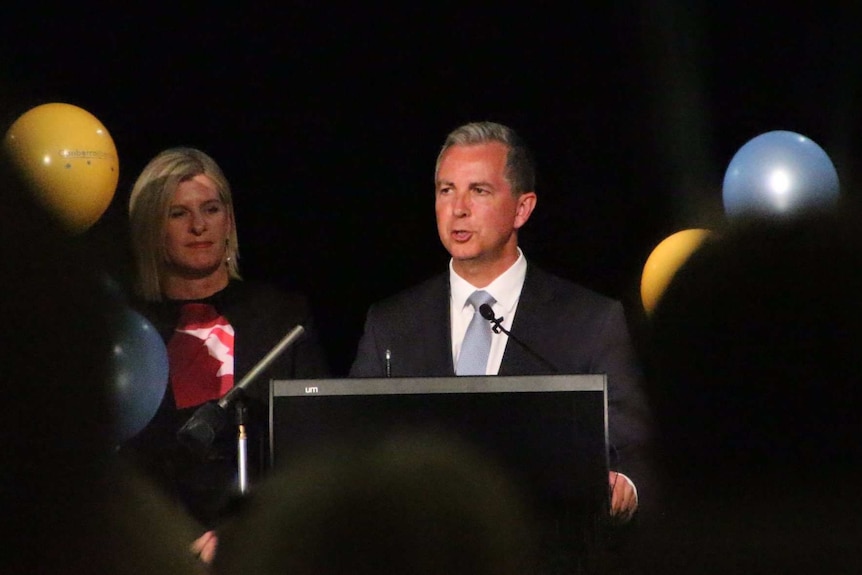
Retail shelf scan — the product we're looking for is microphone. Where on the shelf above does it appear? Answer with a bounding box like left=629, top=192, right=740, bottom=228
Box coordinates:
left=177, top=324, right=306, bottom=455
left=385, top=348, right=392, bottom=378
left=478, top=304, right=559, bottom=373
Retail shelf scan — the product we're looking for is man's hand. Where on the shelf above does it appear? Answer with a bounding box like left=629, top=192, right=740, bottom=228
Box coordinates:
left=608, top=471, right=638, bottom=523
left=191, top=530, right=218, bottom=564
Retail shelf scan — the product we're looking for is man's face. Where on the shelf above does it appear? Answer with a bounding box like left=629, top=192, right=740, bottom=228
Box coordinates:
left=435, top=141, right=536, bottom=281
left=163, top=173, right=233, bottom=280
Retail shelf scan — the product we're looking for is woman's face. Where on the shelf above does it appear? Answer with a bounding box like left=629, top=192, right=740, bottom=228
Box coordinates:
left=163, top=174, right=233, bottom=280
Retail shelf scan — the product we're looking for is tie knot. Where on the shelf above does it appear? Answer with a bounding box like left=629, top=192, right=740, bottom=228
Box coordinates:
left=467, top=290, right=495, bottom=312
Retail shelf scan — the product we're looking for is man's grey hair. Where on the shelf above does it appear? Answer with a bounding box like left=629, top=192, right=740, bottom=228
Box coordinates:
left=434, top=121, right=535, bottom=195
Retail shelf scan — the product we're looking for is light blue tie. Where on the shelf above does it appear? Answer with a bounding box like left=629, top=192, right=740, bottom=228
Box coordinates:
left=456, top=290, right=496, bottom=375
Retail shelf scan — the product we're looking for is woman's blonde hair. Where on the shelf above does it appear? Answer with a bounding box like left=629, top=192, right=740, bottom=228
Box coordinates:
left=128, top=147, right=240, bottom=301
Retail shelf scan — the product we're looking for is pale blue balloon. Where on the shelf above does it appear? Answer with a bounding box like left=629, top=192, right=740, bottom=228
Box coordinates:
left=722, top=130, right=840, bottom=218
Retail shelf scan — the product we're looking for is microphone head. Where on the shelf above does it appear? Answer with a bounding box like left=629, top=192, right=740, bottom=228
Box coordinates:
left=479, top=303, right=496, bottom=321
left=177, top=401, right=229, bottom=457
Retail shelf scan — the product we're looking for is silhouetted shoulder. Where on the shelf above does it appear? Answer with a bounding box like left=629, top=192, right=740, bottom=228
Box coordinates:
left=523, top=265, right=623, bottom=319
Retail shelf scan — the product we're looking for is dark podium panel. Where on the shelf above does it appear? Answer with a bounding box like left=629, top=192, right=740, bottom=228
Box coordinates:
left=269, top=374, right=609, bottom=574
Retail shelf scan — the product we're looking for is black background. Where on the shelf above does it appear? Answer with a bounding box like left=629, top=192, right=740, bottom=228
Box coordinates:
left=3, top=2, right=861, bottom=375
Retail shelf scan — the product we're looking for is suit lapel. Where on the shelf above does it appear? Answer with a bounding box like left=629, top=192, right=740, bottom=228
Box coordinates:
left=499, top=265, right=555, bottom=376
left=416, top=273, right=456, bottom=376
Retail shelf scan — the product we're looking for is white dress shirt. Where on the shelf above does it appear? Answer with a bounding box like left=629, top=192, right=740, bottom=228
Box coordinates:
left=449, top=249, right=527, bottom=375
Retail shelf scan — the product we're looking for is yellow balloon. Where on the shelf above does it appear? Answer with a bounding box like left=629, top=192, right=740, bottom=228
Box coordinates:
left=4, top=103, right=119, bottom=233
left=641, top=229, right=711, bottom=315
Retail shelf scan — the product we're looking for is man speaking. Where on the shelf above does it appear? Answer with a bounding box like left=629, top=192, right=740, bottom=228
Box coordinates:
left=350, top=121, right=651, bottom=522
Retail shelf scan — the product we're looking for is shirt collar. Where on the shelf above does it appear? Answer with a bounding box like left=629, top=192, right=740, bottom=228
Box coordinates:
left=449, top=249, right=527, bottom=315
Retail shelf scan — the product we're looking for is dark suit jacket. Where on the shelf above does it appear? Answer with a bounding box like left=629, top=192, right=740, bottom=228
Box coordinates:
left=349, top=264, right=653, bottom=483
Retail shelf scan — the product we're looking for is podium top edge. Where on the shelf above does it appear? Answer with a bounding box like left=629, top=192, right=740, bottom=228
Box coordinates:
left=271, top=374, right=606, bottom=397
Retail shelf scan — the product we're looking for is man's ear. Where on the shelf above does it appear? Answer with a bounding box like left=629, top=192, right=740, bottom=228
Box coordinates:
left=513, top=192, right=537, bottom=230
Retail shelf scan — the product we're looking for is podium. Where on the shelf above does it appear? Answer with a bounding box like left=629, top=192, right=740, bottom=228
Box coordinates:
left=269, top=374, right=610, bottom=574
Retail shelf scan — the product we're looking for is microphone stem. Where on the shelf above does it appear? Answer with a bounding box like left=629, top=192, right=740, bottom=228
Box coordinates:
left=385, top=349, right=392, bottom=377
left=218, top=324, right=305, bottom=408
